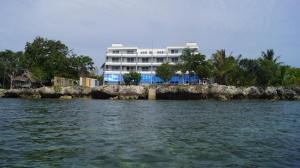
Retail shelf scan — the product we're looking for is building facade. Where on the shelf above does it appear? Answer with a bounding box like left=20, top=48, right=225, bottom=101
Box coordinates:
left=103, top=43, right=200, bottom=84
left=80, top=77, right=100, bottom=88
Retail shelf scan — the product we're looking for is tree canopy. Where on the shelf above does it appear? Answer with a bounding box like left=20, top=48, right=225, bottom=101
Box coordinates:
left=155, top=63, right=175, bottom=83
left=155, top=48, right=300, bottom=87
left=0, top=37, right=95, bottom=88
left=1, top=36, right=300, bottom=88
left=123, top=72, right=141, bottom=85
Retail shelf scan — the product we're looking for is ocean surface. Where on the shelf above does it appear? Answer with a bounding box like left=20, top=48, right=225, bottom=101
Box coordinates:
left=0, top=99, right=299, bottom=167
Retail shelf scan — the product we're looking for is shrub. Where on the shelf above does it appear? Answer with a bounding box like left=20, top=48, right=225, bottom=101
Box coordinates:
left=123, top=72, right=141, bottom=85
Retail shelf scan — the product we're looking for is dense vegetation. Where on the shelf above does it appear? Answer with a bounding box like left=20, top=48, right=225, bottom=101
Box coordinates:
left=156, top=63, right=175, bottom=83
left=0, top=37, right=96, bottom=88
left=1, top=36, right=300, bottom=88
left=156, top=48, right=300, bottom=87
left=123, top=72, right=141, bottom=85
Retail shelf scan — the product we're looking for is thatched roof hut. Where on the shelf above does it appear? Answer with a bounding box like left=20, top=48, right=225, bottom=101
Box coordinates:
left=12, top=70, right=41, bottom=89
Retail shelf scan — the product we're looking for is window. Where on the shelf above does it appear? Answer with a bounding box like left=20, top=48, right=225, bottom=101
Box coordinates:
left=157, top=51, right=164, bottom=54
left=149, top=51, right=153, bottom=54
left=127, top=50, right=135, bottom=54
left=126, top=67, right=135, bottom=71
left=142, top=58, right=149, bottom=63
left=112, top=66, right=120, bottom=70
left=171, top=49, right=179, bottom=54
left=112, top=50, right=119, bottom=54
left=112, top=57, right=120, bottom=62
left=171, top=57, right=178, bottom=63
left=127, top=58, right=135, bottom=62
left=157, top=58, right=164, bottom=63
left=141, top=51, right=147, bottom=54
left=142, top=67, right=149, bottom=71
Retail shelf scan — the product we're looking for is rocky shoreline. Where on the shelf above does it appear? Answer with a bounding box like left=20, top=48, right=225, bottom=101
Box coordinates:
left=0, top=84, right=300, bottom=101
left=0, top=87, right=92, bottom=99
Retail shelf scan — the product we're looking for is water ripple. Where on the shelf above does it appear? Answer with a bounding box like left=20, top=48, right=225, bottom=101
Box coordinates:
left=0, top=99, right=300, bottom=167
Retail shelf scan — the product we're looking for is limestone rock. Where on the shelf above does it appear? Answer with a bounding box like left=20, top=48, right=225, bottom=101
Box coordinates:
left=277, top=87, right=297, bottom=100
left=92, top=85, right=147, bottom=99
left=262, top=87, right=279, bottom=99
left=216, top=95, right=228, bottom=101
left=0, top=89, right=5, bottom=98
left=38, top=87, right=60, bottom=98
left=243, top=86, right=262, bottom=98
left=60, top=95, right=73, bottom=99
left=3, top=89, right=41, bottom=98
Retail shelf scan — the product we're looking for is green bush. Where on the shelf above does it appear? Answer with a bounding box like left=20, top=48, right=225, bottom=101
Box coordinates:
left=123, top=72, right=141, bottom=85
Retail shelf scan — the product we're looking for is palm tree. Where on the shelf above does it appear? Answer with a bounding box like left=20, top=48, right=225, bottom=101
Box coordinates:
left=261, top=49, right=281, bottom=65
left=258, top=49, right=282, bottom=86
left=211, top=50, right=237, bottom=85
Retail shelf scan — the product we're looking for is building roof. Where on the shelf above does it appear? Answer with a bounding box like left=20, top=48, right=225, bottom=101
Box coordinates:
left=12, top=70, right=38, bottom=83
left=107, top=43, right=198, bottom=50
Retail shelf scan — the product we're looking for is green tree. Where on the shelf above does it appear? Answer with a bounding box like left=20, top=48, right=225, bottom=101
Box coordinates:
left=194, top=61, right=214, bottom=82
left=123, top=73, right=132, bottom=85
left=69, top=55, right=95, bottom=78
left=237, top=58, right=260, bottom=86
left=179, top=48, right=214, bottom=84
left=283, top=67, right=300, bottom=86
left=0, top=50, right=24, bottom=88
left=123, top=72, right=141, bottom=85
left=23, top=37, right=70, bottom=80
left=257, top=49, right=281, bottom=86
left=23, top=37, right=95, bottom=81
left=179, top=48, right=198, bottom=74
left=211, top=50, right=237, bottom=85
left=156, top=63, right=175, bottom=83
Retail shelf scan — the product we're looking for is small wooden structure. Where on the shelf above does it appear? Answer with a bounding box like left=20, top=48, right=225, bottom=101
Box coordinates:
left=80, top=77, right=99, bottom=88
left=12, top=70, right=40, bottom=89
left=53, top=76, right=77, bottom=87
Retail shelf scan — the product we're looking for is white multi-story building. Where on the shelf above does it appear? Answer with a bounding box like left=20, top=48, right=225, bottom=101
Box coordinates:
left=103, top=43, right=199, bottom=84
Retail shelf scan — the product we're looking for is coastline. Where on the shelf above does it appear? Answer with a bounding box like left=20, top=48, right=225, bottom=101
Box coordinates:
left=1, top=84, right=300, bottom=101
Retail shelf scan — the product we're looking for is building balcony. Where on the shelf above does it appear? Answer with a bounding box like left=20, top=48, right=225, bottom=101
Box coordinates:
left=104, top=70, right=156, bottom=74
left=106, top=53, right=137, bottom=57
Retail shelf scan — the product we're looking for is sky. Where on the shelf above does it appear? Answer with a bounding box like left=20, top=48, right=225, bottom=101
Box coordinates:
left=0, top=0, right=300, bottom=67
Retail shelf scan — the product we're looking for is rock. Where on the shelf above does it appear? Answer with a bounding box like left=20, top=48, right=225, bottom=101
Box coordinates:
left=208, top=84, right=244, bottom=99
left=1, top=84, right=299, bottom=101
left=156, top=85, right=208, bottom=99
left=118, top=95, right=139, bottom=100
left=61, top=87, right=80, bottom=95
left=92, top=85, right=147, bottom=99
left=60, top=95, right=73, bottom=99
left=110, top=96, right=119, bottom=100
left=0, top=89, right=5, bottom=97
left=3, top=89, right=41, bottom=98
left=243, top=86, right=262, bottom=98
left=38, top=87, right=60, bottom=98
left=61, top=86, right=91, bottom=97
left=92, top=85, right=119, bottom=99
left=216, top=95, right=228, bottom=101
left=262, top=87, right=279, bottom=99
left=291, top=87, right=300, bottom=95
left=277, top=87, right=297, bottom=100
left=81, top=87, right=92, bottom=97
left=118, top=85, right=147, bottom=96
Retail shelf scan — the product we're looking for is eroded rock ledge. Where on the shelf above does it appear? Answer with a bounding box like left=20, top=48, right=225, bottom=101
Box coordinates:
left=1, top=86, right=91, bottom=99
left=155, top=85, right=300, bottom=100
left=1, top=84, right=300, bottom=100
left=91, top=84, right=300, bottom=100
